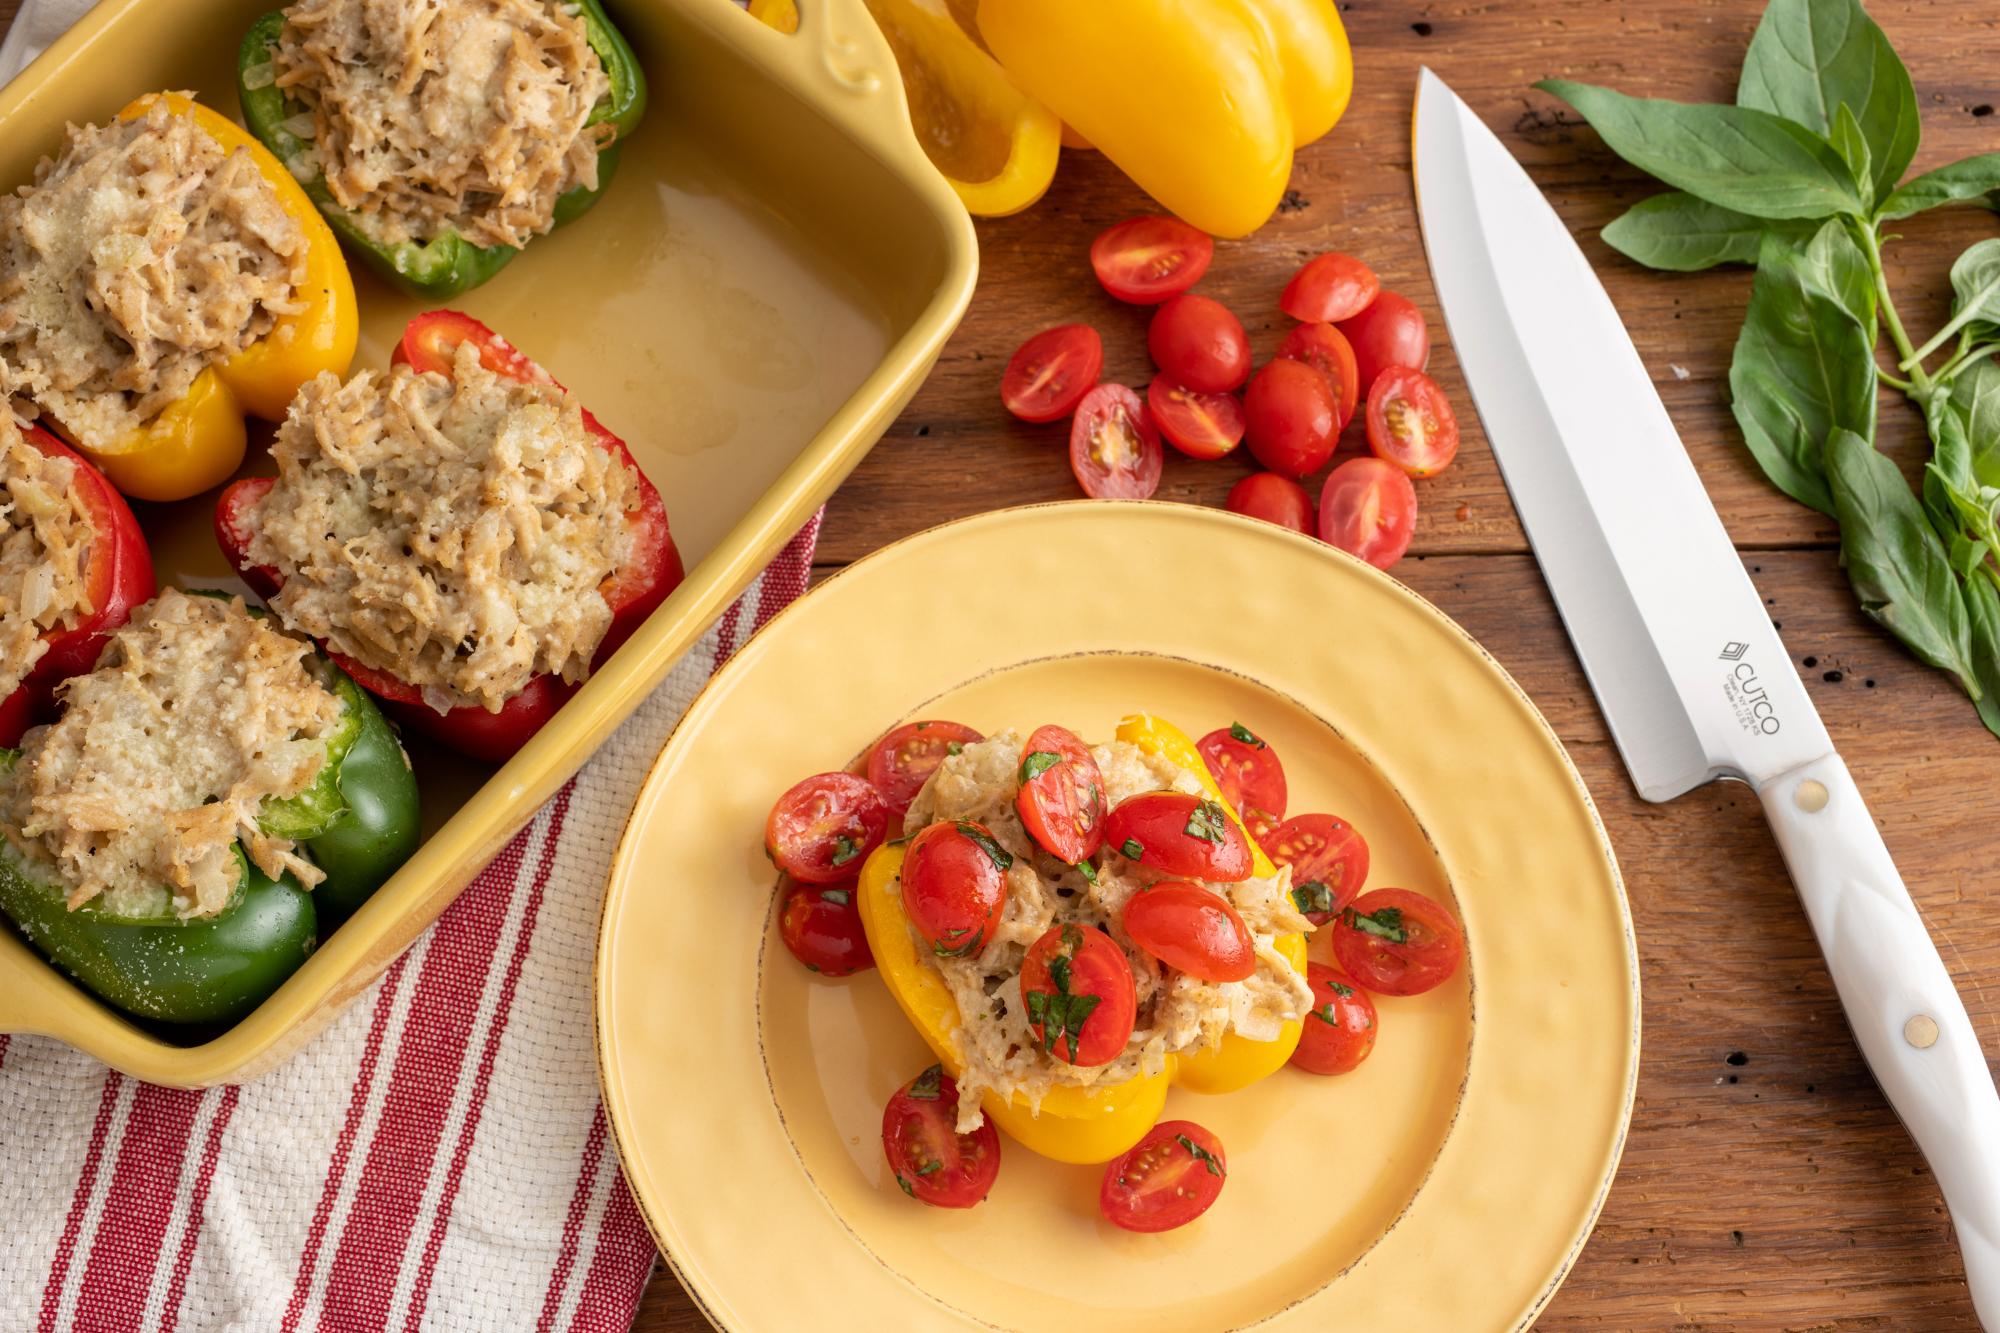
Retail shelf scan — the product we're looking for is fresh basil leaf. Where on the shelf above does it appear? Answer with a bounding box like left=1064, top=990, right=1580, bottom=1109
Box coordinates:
left=1018, top=751, right=1063, bottom=784
left=1735, top=0, right=1919, bottom=204
left=955, top=822, right=1013, bottom=871
left=1601, top=191, right=1812, bottom=272
left=1946, top=239, right=2000, bottom=343
left=1536, top=79, right=1866, bottom=220
left=946, top=741, right=964, bottom=756
left=1794, top=215, right=1879, bottom=329
left=1183, top=799, right=1229, bottom=843
left=1729, top=226, right=1879, bottom=515
left=1878, top=153, right=2000, bottom=222
left=1228, top=722, right=1264, bottom=748
left=1075, top=858, right=1098, bottom=885
left=1829, top=104, right=1874, bottom=205
left=915, top=1161, right=942, bottom=1176
left=1330, top=979, right=1356, bottom=998
left=1962, top=574, right=2000, bottom=741
left=1313, top=1002, right=1339, bottom=1025
left=1945, top=359, right=2000, bottom=488
left=1119, top=837, right=1144, bottom=861
left=1346, top=906, right=1408, bottom=943
left=819, top=888, right=850, bottom=906
left=909, top=1064, right=943, bottom=1100
left=830, top=835, right=861, bottom=867
left=1292, top=881, right=1334, bottom=917
left=1826, top=428, right=1981, bottom=696
left=1175, top=1134, right=1226, bottom=1178
left=897, top=1175, right=915, bottom=1197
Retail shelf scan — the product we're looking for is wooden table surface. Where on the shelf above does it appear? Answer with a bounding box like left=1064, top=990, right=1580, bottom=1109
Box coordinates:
left=3, top=0, right=1991, bottom=1328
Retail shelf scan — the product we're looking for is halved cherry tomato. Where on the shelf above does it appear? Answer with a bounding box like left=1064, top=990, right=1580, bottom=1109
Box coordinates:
left=1090, top=216, right=1213, bottom=305
left=1020, top=923, right=1136, bottom=1066
left=1337, top=291, right=1430, bottom=395
left=1332, top=888, right=1465, bottom=996
left=1147, top=375, right=1244, bottom=461
left=1275, top=322, right=1361, bottom=428
left=867, top=719, right=985, bottom=816
left=1196, top=723, right=1287, bottom=845
left=1366, top=366, right=1459, bottom=478
left=766, top=773, right=890, bottom=885
left=1263, top=812, right=1369, bottom=925
left=1244, top=358, right=1339, bottom=479
left=1224, top=472, right=1314, bottom=535
left=1317, top=457, right=1416, bottom=570
left=900, top=820, right=1012, bottom=957
left=1069, top=384, right=1163, bottom=500
left=1104, top=791, right=1252, bottom=883
left=777, top=875, right=873, bottom=976
left=1123, top=881, right=1254, bottom=983
left=1100, top=1120, right=1226, bottom=1233
left=1015, top=723, right=1106, bottom=864
left=1291, top=962, right=1378, bottom=1075
left=1002, top=324, right=1103, bottom=424
left=1280, top=252, right=1381, bottom=325
left=1147, top=294, right=1250, bottom=394
left=882, top=1065, right=1001, bottom=1208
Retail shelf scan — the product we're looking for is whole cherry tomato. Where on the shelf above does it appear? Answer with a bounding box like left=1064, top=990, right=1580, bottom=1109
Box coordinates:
left=1366, top=366, right=1460, bottom=477
left=1337, top=291, right=1430, bottom=395
left=867, top=719, right=984, bottom=815
left=1225, top=473, right=1314, bottom=535
left=882, top=1065, right=1001, bottom=1208
left=901, top=821, right=1013, bottom=957
left=1100, top=1120, right=1227, bottom=1232
left=1291, top=962, right=1378, bottom=1075
left=1091, top=216, right=1214, bottom=304
left=1263, top=812, right=1369, bottom=925
left=1015, top=724, right=1106, bottom=864
left=1317, top=457, right=1417, bottom=570
left=766, top=773, right=889, bottom=884
left=1244, top=359, right=1339, bottom=479
left=1069, top=383, right=1163, bottom=500
left=1332, top=888, right=1465, bottom=996
left=1280, top=252, right=1381, bottom=324
left=1123, top=880, right=1255, bottom=982
left=1148, top=294, right=1251, bottom=394
left=1002, top=324, right=1103, bottom=424
left=1104, top=791, right=1253, bottom=883
left=778, top=876, right=873, bottom=976
left=1020, top=923, right=1137, bottom=1066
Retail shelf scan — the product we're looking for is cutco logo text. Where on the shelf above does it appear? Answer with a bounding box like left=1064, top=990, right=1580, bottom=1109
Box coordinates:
left=1719, top=643, right=1781, bottom=735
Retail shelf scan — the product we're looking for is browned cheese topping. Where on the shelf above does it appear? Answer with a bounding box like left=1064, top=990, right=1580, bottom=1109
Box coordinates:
left=269, top=0, right=615, bottom=249
left=247, top=341, right=637, bottom=715
left=0, top=417, right=95, bottom=701
left=0, top=100, right=308, bottom=452
left=0, top=590, right=343, bottom=919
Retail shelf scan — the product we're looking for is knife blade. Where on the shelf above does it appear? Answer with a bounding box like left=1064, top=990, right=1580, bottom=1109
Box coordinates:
left=1413, top=66, right=2000, bottom=1327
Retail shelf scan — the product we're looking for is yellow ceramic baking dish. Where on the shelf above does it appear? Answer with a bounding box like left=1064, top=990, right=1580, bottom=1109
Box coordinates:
left=0, top=0, right=976, bottom=1085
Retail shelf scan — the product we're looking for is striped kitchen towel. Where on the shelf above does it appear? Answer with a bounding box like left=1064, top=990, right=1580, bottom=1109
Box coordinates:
left=0, top=516, right=822, bottom=1332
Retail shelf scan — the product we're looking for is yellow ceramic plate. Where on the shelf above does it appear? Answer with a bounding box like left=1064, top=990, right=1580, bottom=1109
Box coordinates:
left=596, top=502, right=1637, bottom=1331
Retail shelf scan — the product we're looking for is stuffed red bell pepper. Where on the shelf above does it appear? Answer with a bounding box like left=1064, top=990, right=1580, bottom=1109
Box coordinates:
left=1, top=416, right=155, bottom=746
left=214, top=311, right=683, bottom=762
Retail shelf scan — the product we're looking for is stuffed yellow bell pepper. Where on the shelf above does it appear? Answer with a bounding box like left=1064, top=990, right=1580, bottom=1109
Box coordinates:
left=857, top=713, right=1309, bottom=1165
left=74, top=94, right=358, bottom=502
left=976, top=0, right=1353, bottom=237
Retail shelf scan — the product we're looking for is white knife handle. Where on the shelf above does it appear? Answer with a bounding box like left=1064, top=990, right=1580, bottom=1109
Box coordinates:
left=1758, top=753, right=2000, bottom=1328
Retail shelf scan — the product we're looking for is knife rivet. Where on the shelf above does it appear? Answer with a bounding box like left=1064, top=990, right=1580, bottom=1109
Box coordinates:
left=1905, top=1015, right=1940, bottom=1050
left=1794, top=779, right=1830, bottom=814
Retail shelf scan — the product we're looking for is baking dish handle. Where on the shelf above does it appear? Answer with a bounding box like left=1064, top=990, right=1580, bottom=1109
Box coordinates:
left=770, top=0, right=943, bottom=182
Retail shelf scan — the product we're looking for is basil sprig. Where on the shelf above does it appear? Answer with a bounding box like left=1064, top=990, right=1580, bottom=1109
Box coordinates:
left=1538, top=0, right=2000, bottom=741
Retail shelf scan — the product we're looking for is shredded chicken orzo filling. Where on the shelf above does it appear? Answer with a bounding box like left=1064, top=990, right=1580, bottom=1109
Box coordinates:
left=0, top=416, right=94, bottom=701
left=0, top=590, right=343, bottom=920
left=244, top=340, right=637, bottom=715
left=902, top=730, right=1315, bottom=1134
left=0, top=99, right=307, bottom=451
left=270, top=0, right=615, bottom=249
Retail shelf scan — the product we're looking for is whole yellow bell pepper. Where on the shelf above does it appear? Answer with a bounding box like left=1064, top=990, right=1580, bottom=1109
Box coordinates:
left=857, top=713, right=1310, bottom=1164
left=63, top=94, right=358, bottom=502
left=976, top=0, right=1352, bottom=237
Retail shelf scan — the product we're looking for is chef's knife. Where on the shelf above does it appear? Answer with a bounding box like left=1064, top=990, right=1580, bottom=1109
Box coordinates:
left=1412, top=67, right=2000, bottom=1325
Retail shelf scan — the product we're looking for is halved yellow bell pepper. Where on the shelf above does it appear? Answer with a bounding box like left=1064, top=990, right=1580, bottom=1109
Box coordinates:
left=65, top=93, right=359, bottom=502
left=748, top=0, right=1059, bottom=217
left=976, top=0, right=1353, bottom=237
left=857, top=712, right=1309, bottom=1164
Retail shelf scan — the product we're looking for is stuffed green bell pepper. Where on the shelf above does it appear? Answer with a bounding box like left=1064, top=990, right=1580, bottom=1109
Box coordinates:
left=236, top=0, right=647, bottom=299
left=0, top=589, right=420, bottom=1024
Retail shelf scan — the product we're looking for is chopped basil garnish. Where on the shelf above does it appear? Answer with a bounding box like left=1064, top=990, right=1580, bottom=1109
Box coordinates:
left=1176, top=1134, right=1226, bottom=1177
left=1345, top=905, right=1407, bottom=943
left=1183, top=799, right=1229, bottom=843
left=947, top=741, right=964, bottom=756
left=1119, top=837, right=1144, bottom=860
left=831, top=834, right=861, bottom=867
left=908, top=1064, right=944, bottom=1100
left=915, top=1161, right=943, bottom=1176
left=1229, top=722, right=1264, bottom=748
left=1329, top=979, right=1355, bottom=998
left=1312, top=1002, right=1338, bottom=1025
left=1026, top=925, right=1103, bottom=1063
left=932, top=927, right=984, bottom=958
left=1075, top=859, right=1098, bottom=885
left=887, top=833, right=912, bottom=847
left=1018, top=750, right=1064, bottom=783
left=897, top=1175, right=916, bottom=1197
left=820, top=888, right=851, bottom=906
left=1292, top=881, right=1333, bottom=917
left=956, top=823, right=1014, bottom=870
